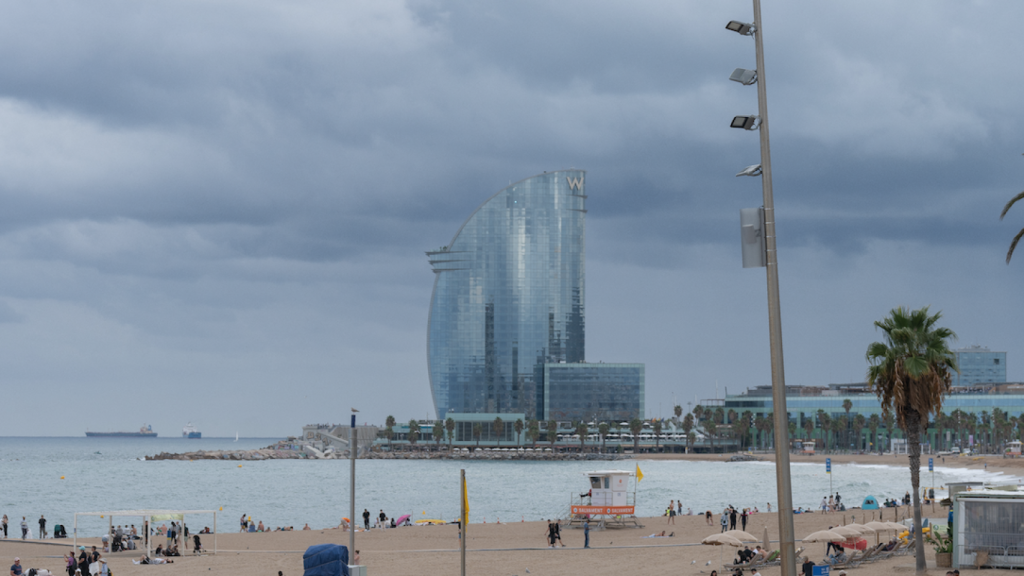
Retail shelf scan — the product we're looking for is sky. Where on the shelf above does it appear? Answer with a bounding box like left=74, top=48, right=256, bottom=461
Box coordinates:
left=1, top=1, right=1022, bottom=437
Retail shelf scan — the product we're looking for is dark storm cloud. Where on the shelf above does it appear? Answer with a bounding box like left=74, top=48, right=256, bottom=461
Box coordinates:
left=0, top=1, right=1021, bottom=435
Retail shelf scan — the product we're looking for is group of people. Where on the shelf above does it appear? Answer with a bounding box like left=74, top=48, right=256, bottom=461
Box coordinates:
left=717, top=505, right=754, bottom=533
left=2, top=515, right=59, bottom=540
left=883, top=492, right=913, bottom=507
left=733, top=545, right=769, bottom=565
left=818, top=492, right=845, bottom=513
left=545, top=519, right=564, bottom=548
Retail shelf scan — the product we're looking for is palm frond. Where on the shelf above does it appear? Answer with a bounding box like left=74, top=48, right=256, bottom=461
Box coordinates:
left=1000, top=190, right=1024, bottom=220
left=1007, top=227, right=1024, bottom=264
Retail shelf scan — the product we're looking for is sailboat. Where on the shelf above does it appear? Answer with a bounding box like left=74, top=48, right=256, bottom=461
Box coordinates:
left=234, top=431, right=239, bottom=442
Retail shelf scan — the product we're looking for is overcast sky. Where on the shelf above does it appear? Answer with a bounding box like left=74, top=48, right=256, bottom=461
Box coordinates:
left=1, top=1, right=1022, bottom=437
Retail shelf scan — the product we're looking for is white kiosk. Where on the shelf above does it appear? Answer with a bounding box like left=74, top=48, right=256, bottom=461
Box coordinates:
left=566, top=469, right=642, bottom=529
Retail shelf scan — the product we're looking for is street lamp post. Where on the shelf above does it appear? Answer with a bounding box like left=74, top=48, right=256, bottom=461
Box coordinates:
left=349, top=411, right=357, bottom=568
left=728, top=2, right=796, bottom=575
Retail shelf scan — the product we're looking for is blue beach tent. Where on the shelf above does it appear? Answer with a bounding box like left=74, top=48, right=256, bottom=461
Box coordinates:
left=862, top=495, right=880, bottom=510
left=303, top=544, right=349, bottom=576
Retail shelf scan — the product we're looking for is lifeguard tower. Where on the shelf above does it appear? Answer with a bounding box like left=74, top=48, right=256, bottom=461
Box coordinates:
left=565, top=469, right=642, bottom=529
left=1005, top=440, right=1022, bottom=458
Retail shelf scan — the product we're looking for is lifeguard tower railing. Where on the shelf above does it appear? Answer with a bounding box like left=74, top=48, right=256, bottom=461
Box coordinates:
left=563, top=491, right=642, bottom=529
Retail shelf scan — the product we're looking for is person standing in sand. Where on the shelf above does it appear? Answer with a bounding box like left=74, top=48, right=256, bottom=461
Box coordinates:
left=546, top=520, right=555, bottom=548
left=1, top=515, right=6, bottom=538
left=720, top=510, right=728, bottom=533
left=583, top=519, right=590, bottom=549
left=705, top=510, right=713, bottom=526
left=20, top=518, right=27, bottom=540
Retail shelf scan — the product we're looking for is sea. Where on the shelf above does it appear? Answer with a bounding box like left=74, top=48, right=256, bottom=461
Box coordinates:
left=0, top=437, right=1013, bottom=537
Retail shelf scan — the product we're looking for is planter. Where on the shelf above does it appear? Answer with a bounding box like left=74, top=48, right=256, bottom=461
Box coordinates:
left=936, top=552, right=952, bottom=568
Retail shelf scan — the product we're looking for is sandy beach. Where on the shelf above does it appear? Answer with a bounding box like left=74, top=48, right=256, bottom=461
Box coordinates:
left=4, top=453, right=1019, bottom=575
left=0, top=508, right=1008, bottom=575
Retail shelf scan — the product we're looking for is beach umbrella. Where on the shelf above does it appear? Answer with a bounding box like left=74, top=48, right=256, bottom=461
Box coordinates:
left=863, top=521, right=890, bottom=544
left=702, top=533, right=743, bottom=566
left=723, top=530, right=759, bottom=542
left=396, top=514, right=411, bottom=526
left=802, top=530, right=846, bottom=543
left=763, top=526, right=770, bottom=554
left=830, top=526, right=862, bottom=539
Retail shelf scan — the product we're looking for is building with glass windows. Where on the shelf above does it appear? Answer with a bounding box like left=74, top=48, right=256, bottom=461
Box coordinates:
left=544, top=363, right=644, bottom=422
left=954, top=345, right=1006, bottom=386
left=427, top=170, right=644, bottom=421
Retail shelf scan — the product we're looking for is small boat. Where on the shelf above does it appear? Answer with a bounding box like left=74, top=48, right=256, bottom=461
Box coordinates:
left=183, top=422, right=202, bottom=439
left=234, top=432, right=239, bottom=442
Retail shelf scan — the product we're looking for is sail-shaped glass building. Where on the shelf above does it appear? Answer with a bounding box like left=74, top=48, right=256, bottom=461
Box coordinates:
left=427, top=170, right=587, bottom=419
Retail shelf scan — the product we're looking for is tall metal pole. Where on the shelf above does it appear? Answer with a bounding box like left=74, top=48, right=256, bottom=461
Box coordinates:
left=752, top=1, right=796, bottom=575
left=460, top=469, right=467, bottom=576
left=349, top=414, right=356, bottom=565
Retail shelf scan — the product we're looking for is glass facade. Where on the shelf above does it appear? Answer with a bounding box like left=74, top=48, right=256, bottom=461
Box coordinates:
left=955, top=346, right=1006, bottom=386
left=543, top=363, right=644, bottom=422
left=427, top=171, right=586, bottom=419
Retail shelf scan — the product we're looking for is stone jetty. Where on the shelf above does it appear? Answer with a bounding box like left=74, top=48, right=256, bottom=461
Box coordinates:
left=146, top=444, right=629, bottom=462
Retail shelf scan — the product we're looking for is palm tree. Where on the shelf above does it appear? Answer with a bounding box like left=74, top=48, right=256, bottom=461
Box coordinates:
left=445, top=417, right=456, bottom=451
left=740, top=410, right=754, bottom=449
left=866, top=305, right=958, bottom=573
left=432, top=421, right=444, bottom=450
left=385, top=415, right=396, bottom=451
left=674, top=404, right=683, bottom=422
left=692, top=405, right=704, bottom=421
left=842, top=399, right=853, bottom=447
left=407, top=420, right=420, bottom=449
left=652, top=420, right=662, bottom=451
left=547, top=420, right=558, bottom=448
left=853, top=414, right=866, bottom=451
left=1000, top=187, right=1024, bottom=263
left=714, top=407, right=725, bottom=425
left=629, top=418, right=643, bottom=453
left=753, top=414, right=766, bottom=449
left=832, top=418, right=844, bottom=452
left=818, top=411, right=832, bottom=451
left=868, top=414, right=881, bottom=452
left=704, top=419, right=718, bottom=453
left=802, top=415, right=815, bottom=447
left=883, top=411, right=896, bottom=449
left=514, top=419, right=524, bottom=447
left=472, top=423, right=482, bottom=447
left=681, top=413, right=694, bottom=452
left=576, top=420, right=589, bottom=451
left=493, top=417, right=504, bottom=448
left=598, top=422, right=610, bottom=452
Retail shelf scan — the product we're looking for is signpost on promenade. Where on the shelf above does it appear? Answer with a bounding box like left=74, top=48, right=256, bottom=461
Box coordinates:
left=826, top=457, right=832, bottom=497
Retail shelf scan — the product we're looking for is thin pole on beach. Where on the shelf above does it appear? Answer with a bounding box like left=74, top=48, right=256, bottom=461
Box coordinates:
left=349, top=413, right=357, bottom=566
left=461, top=469, right=467, bottom=576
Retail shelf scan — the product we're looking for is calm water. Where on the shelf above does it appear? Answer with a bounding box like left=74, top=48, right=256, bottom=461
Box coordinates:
left=0, top=437, right=1012, bottom=536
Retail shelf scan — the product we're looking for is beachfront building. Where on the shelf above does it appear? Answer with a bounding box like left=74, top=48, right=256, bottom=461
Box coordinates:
left=719, top=380, right=1024, bottom=453
left=426, top=170, right=643, bottom=421
left=954, top=345, right=1006, bottom=387
left=543, top=363, right=644, bottom=422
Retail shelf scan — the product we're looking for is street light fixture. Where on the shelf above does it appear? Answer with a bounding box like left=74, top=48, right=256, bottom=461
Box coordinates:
left=725, top=20, right=756, bottom=35
left=729, top=68, right=757, bottom=85
left=730, top=115, right=760, bottom=130
left=727, top=2, right=796, bottom=576
left=736, top=164, right=762, bottom=177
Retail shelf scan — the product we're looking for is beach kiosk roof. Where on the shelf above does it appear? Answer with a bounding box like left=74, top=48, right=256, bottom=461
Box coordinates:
left=73, top=509, right=219, bottom=557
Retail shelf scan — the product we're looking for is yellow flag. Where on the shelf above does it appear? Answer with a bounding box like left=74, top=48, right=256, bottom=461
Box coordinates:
left=636, top=464, right=644, bottom=482
left=462, top=475, right=470, bottom=521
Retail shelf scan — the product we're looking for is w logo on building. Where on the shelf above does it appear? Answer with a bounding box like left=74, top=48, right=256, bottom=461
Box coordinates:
left=566, top=176, right=584, bottom=192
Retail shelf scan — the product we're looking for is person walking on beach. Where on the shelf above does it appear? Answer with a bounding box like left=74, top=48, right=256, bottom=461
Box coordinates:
left=741, top=509, right=748, bottom=531
left=1, top=515, right=6, bottom=538
left=729, top=507, right=737, bottom=530
left=362, top=509, right=370, bottom=530
left=546, top=520, right=555, bottom=547
left=20, top=518, right=27, bottom=540
left=667, top=501, right=675, bottom=525
left=39, top=515, right=46, bottom=539
left=553, top=520, right=564, bottom=547
left=720, top=510, right=728, bottom=533
left=239, top=514, right=247, bottom=533
left=583, top=519, right=590, bottom=549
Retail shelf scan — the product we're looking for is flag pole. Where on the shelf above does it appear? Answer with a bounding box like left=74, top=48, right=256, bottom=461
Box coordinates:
left=461, top=469, right=467, bottom=576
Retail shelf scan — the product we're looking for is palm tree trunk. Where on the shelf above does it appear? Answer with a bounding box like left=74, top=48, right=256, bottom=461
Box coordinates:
left=906, top=409, right=926, bottom=572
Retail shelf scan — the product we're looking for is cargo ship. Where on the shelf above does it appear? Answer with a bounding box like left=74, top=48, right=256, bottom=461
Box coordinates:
left=183, top=422, right=202, bottom=439
left=85, top=424, right=157, bottom=438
